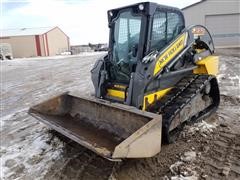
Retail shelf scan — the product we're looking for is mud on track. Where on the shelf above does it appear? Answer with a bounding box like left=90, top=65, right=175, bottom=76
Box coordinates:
left=1, top=51, right=240, bottom=179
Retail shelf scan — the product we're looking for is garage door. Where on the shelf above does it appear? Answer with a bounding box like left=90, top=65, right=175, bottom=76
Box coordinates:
left=205, top=14, right=240, bottom=47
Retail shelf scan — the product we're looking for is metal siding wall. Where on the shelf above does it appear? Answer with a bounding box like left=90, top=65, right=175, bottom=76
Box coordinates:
left=183, top=3, right=205, bottom=26
left=46, top=28, right=69, bottom=56
left=205, top=14, right=240, bottom=47
left=39, top=34, right=46, bottom=56
left=35, top=35, right=41, bottom=56
left=182, top=0, right=240, bottom=47
left=0, top=35, right=37, bottom=58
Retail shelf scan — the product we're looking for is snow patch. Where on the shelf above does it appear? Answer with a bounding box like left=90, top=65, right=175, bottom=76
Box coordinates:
left=169, top=157, right=198, bottom=180
left=171, top=174, right=198, bottom=180
left=9, top=52, right=105, bottom=62
left=1, top=108, right=28, bottom=128
left=219, top=63, right=227, bottom=71
left=187, top=120, right=217, bottom=136
left=181, top=151, right=196, bottom=162
left=1, top=128, right=64, bottom=179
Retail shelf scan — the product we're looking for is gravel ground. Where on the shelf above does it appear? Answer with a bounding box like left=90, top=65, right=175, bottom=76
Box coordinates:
left=1, top=50, right=239, bottom=179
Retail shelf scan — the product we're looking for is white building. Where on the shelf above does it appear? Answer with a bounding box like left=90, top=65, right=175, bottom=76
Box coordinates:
left=182, top=0, right=240, bottom=48
left=0, top=26, right=70, bottom=58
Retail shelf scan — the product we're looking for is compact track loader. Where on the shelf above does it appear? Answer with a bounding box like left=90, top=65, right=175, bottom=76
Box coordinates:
left=29, top=2, right=220, bottom=160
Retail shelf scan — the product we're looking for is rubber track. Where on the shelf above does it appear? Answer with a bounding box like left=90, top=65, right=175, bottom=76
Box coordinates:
left=149, top=74, right=218, bottom=143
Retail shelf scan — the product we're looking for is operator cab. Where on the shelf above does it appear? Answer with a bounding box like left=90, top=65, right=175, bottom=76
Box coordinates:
left=107, top=2, right=185, bottom=84
left=91, top=2, right=185, bottom=102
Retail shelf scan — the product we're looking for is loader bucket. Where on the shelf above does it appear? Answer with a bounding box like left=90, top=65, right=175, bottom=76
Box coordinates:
left=29, top=92, right=162, bottom=160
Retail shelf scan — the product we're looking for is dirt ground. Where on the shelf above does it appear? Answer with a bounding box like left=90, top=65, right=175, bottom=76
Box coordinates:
left=1, top=50, right=240, bottom=180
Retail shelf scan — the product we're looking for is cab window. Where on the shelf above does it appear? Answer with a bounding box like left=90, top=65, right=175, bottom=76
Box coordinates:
left=150, top=11, right=184, bottom=51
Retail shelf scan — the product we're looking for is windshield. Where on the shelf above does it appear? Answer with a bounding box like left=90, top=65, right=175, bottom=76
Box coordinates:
left=112, top=10, right=142, bottom=82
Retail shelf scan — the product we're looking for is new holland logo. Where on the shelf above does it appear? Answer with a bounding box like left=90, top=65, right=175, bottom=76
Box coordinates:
left=157, top=40, right=183, bottom=65
left=153, top=33, right=187, bottom=75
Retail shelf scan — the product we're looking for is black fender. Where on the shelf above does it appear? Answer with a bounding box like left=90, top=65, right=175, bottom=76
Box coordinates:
left=91, top=54, right=108, bottom=97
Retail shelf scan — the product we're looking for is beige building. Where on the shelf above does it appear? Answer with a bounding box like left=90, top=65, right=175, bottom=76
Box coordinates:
left=182, top=0, right=240, bottom=48
left=0, top=27, right=70, bottom=58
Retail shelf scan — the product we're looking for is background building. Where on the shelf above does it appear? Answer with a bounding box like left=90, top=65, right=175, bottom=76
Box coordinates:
left=0, top=26, right=70, bottom=58
left=70, top=43, right=108, bottom=54
left=182, top=0, right=240, bottom=48
left=71, top=45, right=92, bottom=54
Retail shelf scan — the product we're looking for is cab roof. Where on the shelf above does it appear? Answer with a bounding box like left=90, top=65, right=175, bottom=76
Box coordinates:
left=107, top=2, right=182, bottom=23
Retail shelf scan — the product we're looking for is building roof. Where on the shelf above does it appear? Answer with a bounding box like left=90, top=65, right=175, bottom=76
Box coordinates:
left=0, top=26, right=56, bottom=37
left=182, top=0, right=206, bottom=10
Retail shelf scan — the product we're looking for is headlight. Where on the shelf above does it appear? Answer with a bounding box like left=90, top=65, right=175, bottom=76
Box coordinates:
left=109, top=11, right=113, bottom=16
left=138, top=4, right=144, bottom=10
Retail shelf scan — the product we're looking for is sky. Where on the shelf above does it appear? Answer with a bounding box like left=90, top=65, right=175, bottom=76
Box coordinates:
left=1, top=0, right=200, bottom=45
